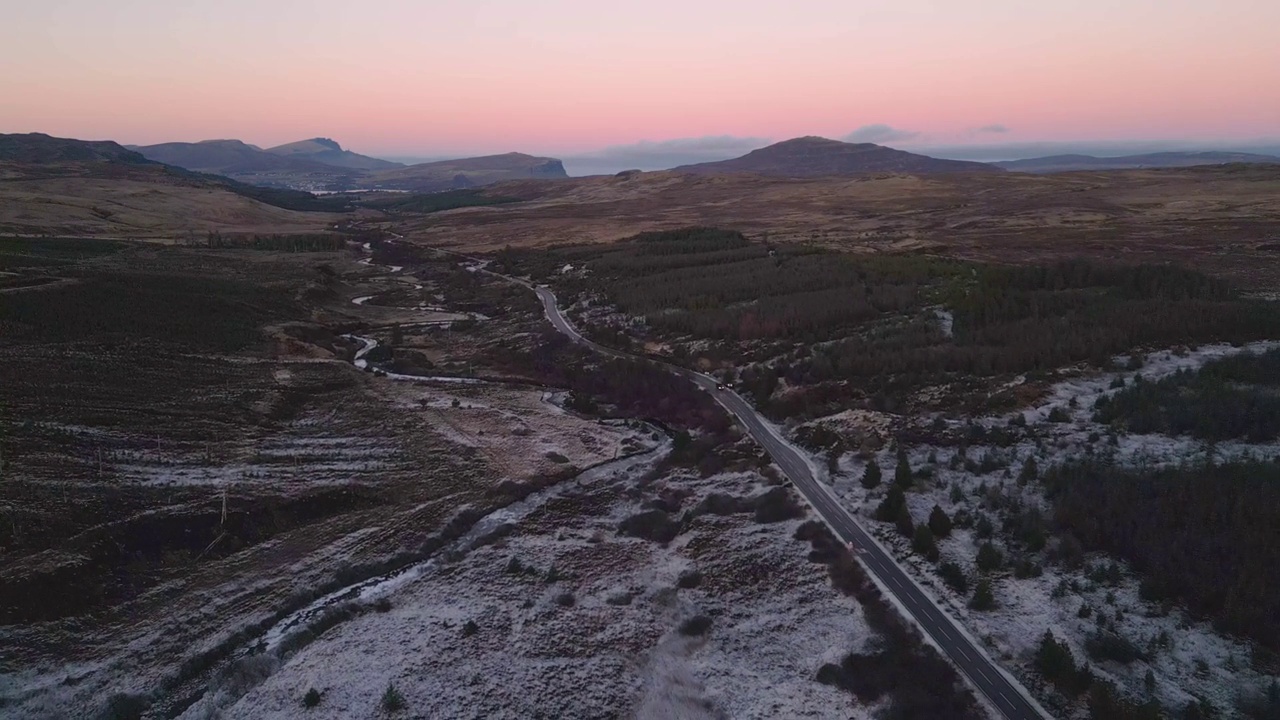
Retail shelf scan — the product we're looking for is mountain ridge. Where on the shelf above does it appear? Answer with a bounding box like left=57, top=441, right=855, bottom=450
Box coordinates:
left=674, top=136, right=1002, bottom=176
left=130, top=137, right=567, bottom=191
left=995, top=151, right=1280, bottom=173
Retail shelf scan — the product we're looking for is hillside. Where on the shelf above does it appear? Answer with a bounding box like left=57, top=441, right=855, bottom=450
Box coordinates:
left=366, top=152, right=569, bottom=192
left=265, top=137, right=402, bottom=171
left=0, top=133, right=343, bottom=236
left=399, top=163, right=1280, bottom=289
left=133, top=139, right=566, bottom=192
left=673, top=136, right=1001, bottom=177
left=995, top=151, right=1280, bottom=173
left=131, top=139, right=359, bottom=189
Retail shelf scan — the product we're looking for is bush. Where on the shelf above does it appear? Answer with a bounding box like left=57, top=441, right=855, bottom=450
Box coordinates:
left=544, top=451, right=570, bottom=464
left=938, top=562, right=969, bottom=595
left=554, top=591, right=576, bottom=607
left=381, top=682, right=406, bottom=713
left=677, top=569, right=703, bottom=589
left=303, top=688, right=322, bottom=708
left=976, top=542, right=1003, bottom=572
left=679, top=614, right=713, bottom=636
left=98, top=693, right=149, bottom=720
left=462, top=619, right=479, bottom=637
left=1084, top=632, right=1146, bottom=665
left=618, top=509, right=681, bottom=543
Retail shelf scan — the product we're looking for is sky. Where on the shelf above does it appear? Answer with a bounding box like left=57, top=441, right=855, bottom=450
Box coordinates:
left=2, top=0, right=1278, bottom=173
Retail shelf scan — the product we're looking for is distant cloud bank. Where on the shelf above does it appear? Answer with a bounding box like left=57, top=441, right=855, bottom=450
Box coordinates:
left=841, top=124, right=920, bottom=144
left=975, top=124, right=1010, bottom=134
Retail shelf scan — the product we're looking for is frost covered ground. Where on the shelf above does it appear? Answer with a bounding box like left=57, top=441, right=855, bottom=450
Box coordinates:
left=818, top=341, right=1280, bottom=717
left=195, top=461, right=878, bottom=720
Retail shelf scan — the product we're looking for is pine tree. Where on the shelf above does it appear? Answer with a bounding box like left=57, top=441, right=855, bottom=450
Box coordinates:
left=894, top=446, right=913, bottom=489
left=976, top=542, right=1003, bottom=572
left=874, top=485, right=905, bottom=521
left=1019, top=455, right=1039, bottom=486
left=861, top=459, right=882, bottom=489
left=913, top=524, right=940, bottom=561
left=895, top=504, right=915, bottom=539
left=970, top=578, right=996, bottom=610
left=928, top=504, right=953, bottom=538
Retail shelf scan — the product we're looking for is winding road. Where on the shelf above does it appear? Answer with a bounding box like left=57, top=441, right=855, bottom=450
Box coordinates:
left=522, top=281, right=1050, bottom=720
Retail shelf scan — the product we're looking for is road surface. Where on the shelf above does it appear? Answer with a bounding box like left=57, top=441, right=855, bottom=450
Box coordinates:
left=525, top=283, right=1049, bottom=720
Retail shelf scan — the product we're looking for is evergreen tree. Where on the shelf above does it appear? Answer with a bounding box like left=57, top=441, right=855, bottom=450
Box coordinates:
left=976, top=542, right=1003, bottom=572
left=874, top=485, right=905, bottom=522
left=913, top=524, right=940, bottom=561
left=861, top=459, right=882, bottom=489
left=969, top=579, right=996, bottom=611
left=928, top=504, right=953, bottom=538
left=894, top=446, right=913, bottom=489
left=895, top=504, right=915, bottom=539
left=1019, top=455, right=1039, bottom=486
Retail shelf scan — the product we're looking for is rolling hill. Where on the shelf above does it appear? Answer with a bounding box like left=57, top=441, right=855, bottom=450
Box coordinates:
left=265, top=137, right=402, bottom=171
left=0, top=133, right=345, bottom=236
left=365, top=152, right=568, bottom=192
left=133, top=138, right=567, bottom=192
left=994, top=151, right=1280, bottom=173
left=673, top=136, right=1001, bottom=177
left=131, top=139, right=361, bottom=188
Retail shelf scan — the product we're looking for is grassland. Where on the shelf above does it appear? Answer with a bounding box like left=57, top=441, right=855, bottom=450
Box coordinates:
left=403, top=163, right=1280, bottom=290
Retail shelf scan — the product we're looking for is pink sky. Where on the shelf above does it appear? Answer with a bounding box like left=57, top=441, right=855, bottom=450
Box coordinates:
left=1, top=0, right=1277, bottom=156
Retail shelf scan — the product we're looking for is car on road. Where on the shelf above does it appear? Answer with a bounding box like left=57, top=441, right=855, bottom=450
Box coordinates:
left=715, top=383, right=726, bottom=390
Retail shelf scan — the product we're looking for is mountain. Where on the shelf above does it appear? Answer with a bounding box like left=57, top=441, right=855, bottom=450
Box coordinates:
left=265, top=137, right=402, bottom=171
left=0, top=133, right=153, bottom=166
left=0, top=133, right=345, bottom=236
left=366, top=152, right=569, bottom=192
left=673, top=136, right=1001, bottom=177
left=131, top=139, right=566, bottom=192
left=131, top=139, right=332, bottom=172
left=995, top=151, right=1280, bottom=173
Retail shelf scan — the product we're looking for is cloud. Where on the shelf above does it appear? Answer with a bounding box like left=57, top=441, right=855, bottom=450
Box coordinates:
left=561, top=135, right=771, bottom=176
left=841, top=124, right=920, bottom=144
left=975, top=124, right=1010, bottom=134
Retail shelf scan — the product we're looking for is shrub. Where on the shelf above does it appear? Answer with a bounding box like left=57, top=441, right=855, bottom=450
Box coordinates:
left=462, top=619, right=479, bottom=637
left=544, top=451, right=570, bottom=464
left=618, top=509, right=681, bottom=543
left=554, top=591, right=576, bottom=607
left=938, top=562, right=969, bottom=595
left=303, top=688, right=322, bottom=708
left=976, top=542, right=1003, bottom=572
left=1084, top=632, right=1146, bottom=665
left=98, top=693, right=149, bottom=720
left=677, top=569, right=703, bottom=589
left=381, top=682, right=406, bottom=713
left=679, top=615, right=713, bottom=636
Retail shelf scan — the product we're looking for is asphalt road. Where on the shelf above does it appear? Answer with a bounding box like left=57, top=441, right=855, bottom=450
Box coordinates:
left=527, top=283, right=1049, bottom=720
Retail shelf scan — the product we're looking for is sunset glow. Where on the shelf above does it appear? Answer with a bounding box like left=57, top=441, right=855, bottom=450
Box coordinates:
left=2, top=0, right=1277, bottom=157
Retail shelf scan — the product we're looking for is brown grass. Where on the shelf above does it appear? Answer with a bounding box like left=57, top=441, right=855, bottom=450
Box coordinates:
left=0, top=176, right=341, bottom=238
left=399, top=165, right=1280, bottom=288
